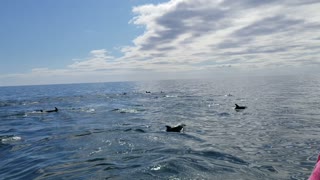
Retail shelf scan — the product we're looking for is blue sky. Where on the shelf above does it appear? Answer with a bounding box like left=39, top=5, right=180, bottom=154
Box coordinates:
left=0, top=0, right=164, bottom=73
left=1, top=0, right=320, bottom=86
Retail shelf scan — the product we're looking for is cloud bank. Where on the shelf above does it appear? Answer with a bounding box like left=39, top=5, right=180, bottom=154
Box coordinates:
left=1, top=0, right=320, bottom=86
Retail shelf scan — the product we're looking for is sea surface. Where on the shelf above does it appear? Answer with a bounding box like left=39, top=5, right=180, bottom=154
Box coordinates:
left=1, top=75, right=320, bottom=180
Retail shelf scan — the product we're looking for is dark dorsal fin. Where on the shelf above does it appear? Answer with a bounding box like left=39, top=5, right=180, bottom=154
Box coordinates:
left=165, top=125, right=185, bottom=132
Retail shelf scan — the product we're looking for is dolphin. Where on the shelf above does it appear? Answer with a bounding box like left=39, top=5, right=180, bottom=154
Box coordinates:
left=45, top=107, right=58, bottom=113
left=165, top=124, right=186, bottom=132
left=235, top=104, right=246, bottom=110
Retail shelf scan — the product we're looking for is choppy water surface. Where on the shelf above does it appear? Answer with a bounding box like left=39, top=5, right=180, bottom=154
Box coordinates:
left=1, top=75, right=320, bottom=179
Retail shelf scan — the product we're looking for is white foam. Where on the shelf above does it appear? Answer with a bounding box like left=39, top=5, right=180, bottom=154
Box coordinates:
left=86, top=108, right=95, bottom=113
left=117, top=109, right=138, bottom=113
left=30, top=111, right=44, bottom=114
left=151, top=165, right=162, bottom=171
left=89, top=147, right=102, bottom=155
left=165, top=95, right=178, bottom=98
left=1, top=136, right=22, bottom=143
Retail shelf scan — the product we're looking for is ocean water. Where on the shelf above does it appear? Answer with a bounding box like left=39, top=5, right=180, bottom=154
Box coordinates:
left=1, top=75, right=320, bottom=180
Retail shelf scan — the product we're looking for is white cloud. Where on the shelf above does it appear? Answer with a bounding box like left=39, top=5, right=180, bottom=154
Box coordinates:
left=1, top=0, right=320, bottom=86
left=125, top=0, right=320, bottom=70
left=60, top=0, right=320, bottom=71
left=68, top=49, right=116, bottom=71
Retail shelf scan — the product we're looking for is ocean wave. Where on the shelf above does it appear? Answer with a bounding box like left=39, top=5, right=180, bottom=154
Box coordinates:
left=153, top=148, right=249, bottom=166
left=218, top=112, right=231, bottom=117
left=111, top=108, right=140, bottom=114
left=0, top=100, right=40, bottom=107
left=0, top=102, right=15, bottom=107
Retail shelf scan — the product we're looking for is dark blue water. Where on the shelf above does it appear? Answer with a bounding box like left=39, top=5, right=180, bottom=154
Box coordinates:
left=1, top=75, right=320, bottom=179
